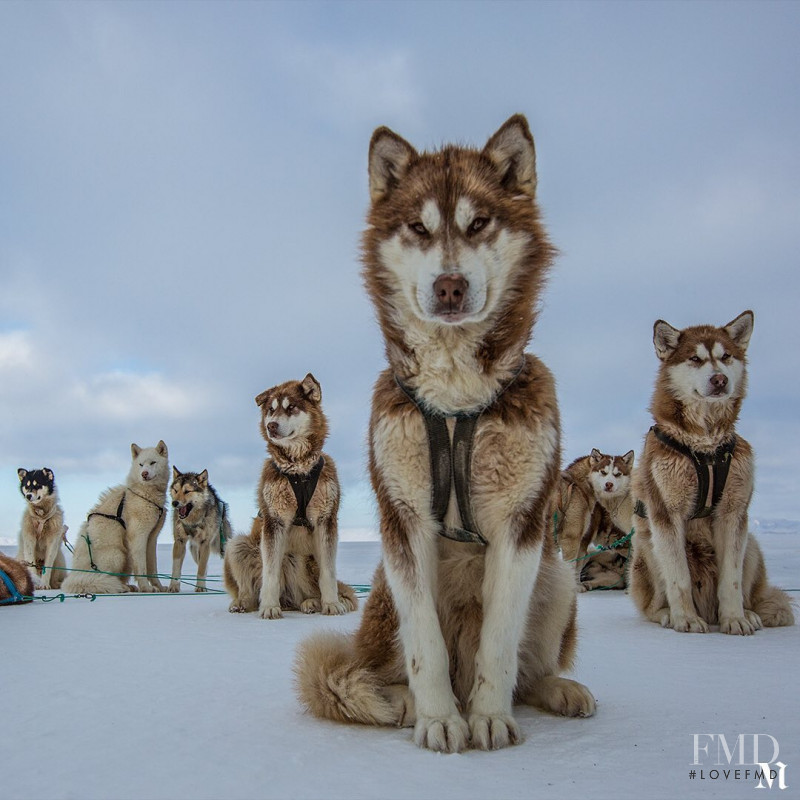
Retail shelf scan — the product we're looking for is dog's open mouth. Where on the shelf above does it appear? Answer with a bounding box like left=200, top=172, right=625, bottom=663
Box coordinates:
left=178, top=503, right=193, bottom=520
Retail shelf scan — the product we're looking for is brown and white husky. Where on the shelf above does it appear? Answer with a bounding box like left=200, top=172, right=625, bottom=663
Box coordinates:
left=295, top=115, right=595, bottom=752
left=554, top=449, right=634, bottom=590
left=630, top=311, right=793, bottom=634
left=223, top=374, right=356, bottom=618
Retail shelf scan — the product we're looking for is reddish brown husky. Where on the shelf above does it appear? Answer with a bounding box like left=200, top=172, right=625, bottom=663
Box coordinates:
left=295, top=116, right=595, bottom=752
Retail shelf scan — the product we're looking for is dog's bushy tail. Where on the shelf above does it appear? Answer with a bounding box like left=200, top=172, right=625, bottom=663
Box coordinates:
left=755, top=585, right=795, bottom=628
left=294, top=631, right=401, bottom=726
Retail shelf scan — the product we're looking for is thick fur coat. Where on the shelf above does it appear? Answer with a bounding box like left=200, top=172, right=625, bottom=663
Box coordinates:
left=630, top=312, right=793, bottom=633
left=224, top=374, right=356, bottom=617
left=16, top=468, right=68, bottom=590
left=554, top=450, right=634, bottom=590
left=295, top=115, right=595, bottom=753
left=62, top=442, right=169, bottom=594
left=169, top=467, right=232, bottom=592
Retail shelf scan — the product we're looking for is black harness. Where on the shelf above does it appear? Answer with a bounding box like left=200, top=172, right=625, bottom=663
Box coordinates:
left=633, top=425, right=737, bottom=521
left=84, top=491, right=165, bottom=571
left=395, top=367, right=523, bottom=547
left=278, top=457, right=325, bottom=530
left=87, top=495, right=127, bottom=529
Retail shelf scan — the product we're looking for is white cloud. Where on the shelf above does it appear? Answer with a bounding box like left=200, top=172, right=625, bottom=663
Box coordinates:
left=69, top=370, right=207, bottom=421
left=0, top=330, right=34, bottom=371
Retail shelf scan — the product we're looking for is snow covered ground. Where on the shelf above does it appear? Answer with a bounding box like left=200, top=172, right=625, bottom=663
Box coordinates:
left=2, top=534, right=798, bottom=800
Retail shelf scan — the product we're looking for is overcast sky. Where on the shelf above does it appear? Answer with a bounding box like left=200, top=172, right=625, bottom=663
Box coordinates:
left=1, top=0, right=799, bottom=540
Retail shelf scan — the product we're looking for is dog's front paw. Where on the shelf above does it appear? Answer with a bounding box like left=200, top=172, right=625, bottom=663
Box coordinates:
left=321, top=600, right=348, bottom=615
left=168, top=581, right=180, bottom=593
left=194, top=584, right=207, bottom=593
left=259, top=604, right=283, bottom=620
left=300, top=598, right=321, bottom=614
left=228, top=603, right=247, bottom=613
left=150, top=579, right=166, bottom=592
left=720, top=611, right=762, bottom=636
left=413, top=714, right=469, bottom=753
left=468, top=712, right=521, bottom=751
left=661, top=610, right=709, bottom=633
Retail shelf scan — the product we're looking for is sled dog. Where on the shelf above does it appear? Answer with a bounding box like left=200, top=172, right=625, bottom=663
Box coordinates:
left=62, top=442, right=169, bottom=594
left=554, top=449, right=634, bottom=590
left=169, top=467, right=232, bottom=592
left=224, top=374, right=356, bottom=617
left=295, top=115, right=595, bottom=753
left=0, top=551, right=34, bottom=605
left=16, top=468, right=68, bottom=590
left=630, top=311, right=794, bottom=633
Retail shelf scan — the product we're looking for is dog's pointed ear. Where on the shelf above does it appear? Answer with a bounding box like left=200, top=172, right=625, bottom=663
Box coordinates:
left=156, top=440, right=168, bottom=457
left=368, top=126, right=417, bottom=202
left=301, top=373, right=322, bottom=403
left=483, top=114, right=537, bottom=197
left=198, top=469, right=208, bottom=487
left=653, top=320, right=681, bottom=361
left=172, top=465, right=181, bottom=480
left=17, top=468, right=27, bottom=481
left=590, top=448, right=603, bottom=463
left=724, top=310, right=754, bottom=352
left=131, top=443, right=141, bottom=459
left=255, top=389, right=270, bottom=407
left=623, top=450, right=635, bottom=467
left=43, top=468, right=54, bottom=481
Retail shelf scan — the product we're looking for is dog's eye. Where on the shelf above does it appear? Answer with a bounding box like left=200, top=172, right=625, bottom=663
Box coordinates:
left=285, top=403, right=294, bottom=413
left=467, top=217, right=490, bottom=235
left=689, top=355, right=702, bottom=364
left=720, top=352, right=731, bottom=362
left=408, top=222, right=429, bottom=237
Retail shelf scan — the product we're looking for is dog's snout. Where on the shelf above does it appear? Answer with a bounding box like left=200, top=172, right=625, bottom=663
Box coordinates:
left=433, top=273, right=468, bottom=313
left=605, top=482, right=614, bottom=492
left=141, top=470, right=150, bottom=480
left=172, top=500, right=179, bottom=508
left=710, top=373, right=728, bottom=390
left=267, top=421, right=280, bottom=437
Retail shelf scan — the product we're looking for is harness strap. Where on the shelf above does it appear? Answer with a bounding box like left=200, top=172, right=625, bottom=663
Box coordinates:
left=87, top=495, right=127, bottom=529
left=634, top=426, right=737, bottom=520
left=217, top=499, right=228, bottom=556
left=279, top=457, right=325, bottom=530
left=395, top=380, right=489, bottom=546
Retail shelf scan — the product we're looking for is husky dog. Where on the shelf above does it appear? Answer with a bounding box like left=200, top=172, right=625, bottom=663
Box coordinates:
left=0, top=551, right=34, bottom=605
left=630, top=311, right=793, bottom=634
left=169, top=467, right=232, bottom=592
left=554, top=450, right=634, bottom=590
left=63, top=442, right=169, bottom=594
left=295, top=116, right=595, bottom=753
left=224, top=374, right=357, bottom=618
left=16, top=468, right=68, bottom=590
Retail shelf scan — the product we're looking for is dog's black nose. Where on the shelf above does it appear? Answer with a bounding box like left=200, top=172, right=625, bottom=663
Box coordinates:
left=172, top=500, right=179, bottom=508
